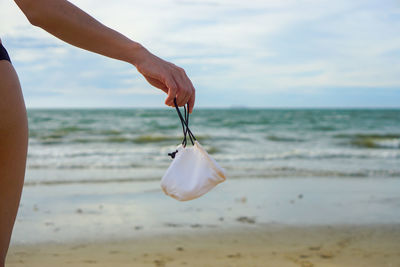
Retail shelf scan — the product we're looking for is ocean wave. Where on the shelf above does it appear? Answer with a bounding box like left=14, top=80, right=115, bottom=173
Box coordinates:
left=334, top=133, right=400, bottom=149
left=29, top=126, right=87, bottom=137
left=99, top=129, right=124, bottom=135
left=24, top=177, right=160, bottom=186
left=272, top=149, right=400, bottom=159
left=31, top=133, right=212, bottom=145
left=130, top=134, right=211, bottom=143
left=311, top=125, right=337, bottom=131
left=266, top=135, right=305, bottom=142
left=225, top=167, right=400, bottom=179
left=214, top=149, right=400, bottom=161
left=27, top=162, right=149, bottom=169
left=132, top=134, right=182, bottom=143
left=23, top=167, right=400, bottom=187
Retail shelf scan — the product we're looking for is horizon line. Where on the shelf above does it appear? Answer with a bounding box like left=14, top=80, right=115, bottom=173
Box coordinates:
left=25, top=106, right=400, bottom=110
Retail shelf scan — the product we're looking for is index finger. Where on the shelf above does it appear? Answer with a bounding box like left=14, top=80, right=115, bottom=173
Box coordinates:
left=164, top=78, right=178, bottom=107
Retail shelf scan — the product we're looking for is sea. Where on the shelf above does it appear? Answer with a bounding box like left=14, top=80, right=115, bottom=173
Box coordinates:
left=11, top=108, right=400, bottom=244
left=26, top=108, right=400, bottom=185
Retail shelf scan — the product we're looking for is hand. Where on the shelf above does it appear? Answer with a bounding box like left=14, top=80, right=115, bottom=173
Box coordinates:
left=133, top=46, right=196, bottom=113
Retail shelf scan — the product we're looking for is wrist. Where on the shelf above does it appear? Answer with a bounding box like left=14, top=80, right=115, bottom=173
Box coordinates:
left=125, top=42, right=149, bottom=67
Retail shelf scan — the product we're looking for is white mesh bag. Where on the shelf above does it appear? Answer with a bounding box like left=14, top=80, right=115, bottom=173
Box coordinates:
left=161, top=100, right=226, bottom=201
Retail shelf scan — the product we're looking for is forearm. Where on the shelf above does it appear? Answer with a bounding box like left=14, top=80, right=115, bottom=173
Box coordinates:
left=14, top=0, right=196, bottom=111
left=15, top=0, right=145, bottom=65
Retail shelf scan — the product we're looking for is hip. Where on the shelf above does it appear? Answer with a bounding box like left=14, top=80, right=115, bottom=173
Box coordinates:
left=0, top=43, right=11, bottom=63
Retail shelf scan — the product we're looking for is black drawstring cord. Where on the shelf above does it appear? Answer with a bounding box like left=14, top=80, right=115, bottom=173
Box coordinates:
left=178, top=105, right=187, bottom=146
left=173, top=98, right=196, bottom=146
left=168, top=98, right=196, bottom=159
left=182, top=105, right=195, bottom=146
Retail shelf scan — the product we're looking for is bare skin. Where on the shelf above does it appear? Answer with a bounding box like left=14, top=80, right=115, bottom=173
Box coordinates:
left=1, top=0, right=196, bottom=265
left=0, top=60, right=28, bottom=267
left=14, top=0, right=196, bottom=110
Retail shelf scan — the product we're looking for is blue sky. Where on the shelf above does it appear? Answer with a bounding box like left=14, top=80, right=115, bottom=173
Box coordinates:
left=1, top=0, right=400, bottom=108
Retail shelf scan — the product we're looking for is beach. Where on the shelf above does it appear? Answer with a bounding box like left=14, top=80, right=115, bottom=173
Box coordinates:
left=8, top=224, right=400, bottom=267
left=7, top=177, right=400, bottom=266
left=6, top=108, right=400, bottom=266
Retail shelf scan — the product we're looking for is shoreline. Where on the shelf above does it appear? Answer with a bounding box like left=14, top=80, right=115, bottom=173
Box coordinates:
left=8, top=177, right=400, bottom=266
left=11, top=177, right=400, bottom=245
left=8, top=224, right=400, bottom=267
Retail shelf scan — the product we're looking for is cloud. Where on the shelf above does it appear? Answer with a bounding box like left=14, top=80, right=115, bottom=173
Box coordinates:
left=1, top=0, right=399, bottom=107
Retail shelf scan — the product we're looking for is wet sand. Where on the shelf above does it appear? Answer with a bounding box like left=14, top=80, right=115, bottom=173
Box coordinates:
left=7, top=224, right=400, bottom=267
left=8, top=177, right=400, bottom=266
left=11, top=177, right=400, bottom=245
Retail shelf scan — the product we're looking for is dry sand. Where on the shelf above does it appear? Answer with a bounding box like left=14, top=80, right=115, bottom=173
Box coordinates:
left=6, top=224, right=400, bottom=267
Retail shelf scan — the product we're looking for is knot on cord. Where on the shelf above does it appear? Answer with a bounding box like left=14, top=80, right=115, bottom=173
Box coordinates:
left=168, top=150, right=178, bottom=159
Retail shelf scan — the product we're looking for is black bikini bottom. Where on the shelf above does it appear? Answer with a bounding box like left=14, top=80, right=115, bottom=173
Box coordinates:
left=0, top=43, right=11, bottom=62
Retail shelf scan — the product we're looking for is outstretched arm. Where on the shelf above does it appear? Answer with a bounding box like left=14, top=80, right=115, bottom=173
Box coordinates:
left=14, top=0, right=195, bottom=112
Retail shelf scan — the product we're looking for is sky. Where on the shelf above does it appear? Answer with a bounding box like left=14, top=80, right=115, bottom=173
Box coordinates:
left=1, top=0, right=400, bottom=108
